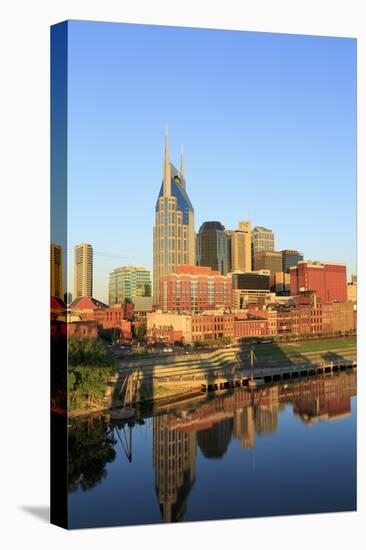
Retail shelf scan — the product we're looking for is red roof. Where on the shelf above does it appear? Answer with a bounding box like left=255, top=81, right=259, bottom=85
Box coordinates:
left=50, top=296, right=66, bottom=310
left=70, top=296, right=108, bottom=310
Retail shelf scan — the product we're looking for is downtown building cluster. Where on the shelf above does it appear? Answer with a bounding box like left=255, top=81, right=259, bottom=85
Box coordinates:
left=147, top=131, right=356, bottom=344
left=51, top=131, right=357, bottom=343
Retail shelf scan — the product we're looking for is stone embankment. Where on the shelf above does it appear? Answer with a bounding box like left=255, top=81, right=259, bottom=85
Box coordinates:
left=70, top=340, right=357, bottom=415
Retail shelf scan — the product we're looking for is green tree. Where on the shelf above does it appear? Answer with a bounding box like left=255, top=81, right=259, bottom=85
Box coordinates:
left=68, top=336, right=115, bottom=367
left=68, top=366, right=114, bottom=409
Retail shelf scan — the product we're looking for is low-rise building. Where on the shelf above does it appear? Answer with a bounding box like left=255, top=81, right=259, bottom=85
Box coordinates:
left=132, top=296, right=154, bottom=323
left=191, top=312, right=235, bottom=342
left=67, top=320, right=98, bottom=339
left=322, top=301, right=356, bottom=334
left=69, top=296, right=132, bottom=339
left=234, top=317, right=269, bottom=339
left=147, top=312, right=193, bottom=344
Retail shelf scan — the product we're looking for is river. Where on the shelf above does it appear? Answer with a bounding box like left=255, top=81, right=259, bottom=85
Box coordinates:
left=68, top=370, right=356, bottom=528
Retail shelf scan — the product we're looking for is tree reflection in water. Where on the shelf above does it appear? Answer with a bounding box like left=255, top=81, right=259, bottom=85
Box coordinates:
left=68, top=416, right=117, bottom=492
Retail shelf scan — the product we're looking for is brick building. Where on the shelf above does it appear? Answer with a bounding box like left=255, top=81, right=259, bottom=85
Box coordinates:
left=290, top=261, right=347, bottom=303
left=322, top=301, right=356, bottom=334
left=159, top=265, right=232, bottom=313
left=234, top=317, right=269, bottom=339
left=67, top=320, right=98, bottom=339
left=70, top=296, right=132, bottom=339
left=191, top=313, right=235, bottom=342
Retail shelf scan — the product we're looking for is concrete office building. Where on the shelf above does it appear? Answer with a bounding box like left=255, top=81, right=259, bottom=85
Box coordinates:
left=253, top=250, right=283, bottom=276
left=251, top=226, right=275, bottom=255
left=229, top=221, right=251, bottom=273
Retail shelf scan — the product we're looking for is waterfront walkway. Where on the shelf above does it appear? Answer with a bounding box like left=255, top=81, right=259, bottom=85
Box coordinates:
left=200, top=359, right=357, bottom=392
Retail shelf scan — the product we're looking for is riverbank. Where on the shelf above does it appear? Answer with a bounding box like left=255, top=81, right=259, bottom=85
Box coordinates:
left=66, top=335, right=356, bottom=417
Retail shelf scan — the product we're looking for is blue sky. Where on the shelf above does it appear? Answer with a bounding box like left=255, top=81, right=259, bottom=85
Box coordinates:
left=66, top=20, right=356, bottom=303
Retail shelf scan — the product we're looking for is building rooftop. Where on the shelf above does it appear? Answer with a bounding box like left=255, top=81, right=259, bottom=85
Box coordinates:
left=199, top=221, right=226, bottom=232
left=69, top=296, right=108, bottom=310
left=252, top=226, right=273, bottom=232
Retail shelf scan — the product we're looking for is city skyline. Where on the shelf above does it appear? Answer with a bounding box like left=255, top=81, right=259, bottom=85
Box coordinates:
left=66, top=21, right=356, bottom=303
left=50, top=20, right=357, bottom=531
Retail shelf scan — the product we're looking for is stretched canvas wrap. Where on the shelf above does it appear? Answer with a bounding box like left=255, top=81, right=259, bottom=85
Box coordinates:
left=50, top=20, right=357, bottom=529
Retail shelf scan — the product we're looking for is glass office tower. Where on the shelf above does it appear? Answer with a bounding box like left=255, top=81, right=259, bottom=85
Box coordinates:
left=196, top=221, right=228, bottom=275
left=153, top=130, right=195, bottom=305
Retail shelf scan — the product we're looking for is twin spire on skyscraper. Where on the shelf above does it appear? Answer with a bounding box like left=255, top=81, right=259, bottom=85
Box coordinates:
left=163, top=127, right=171, bottom=196
left=163, top=127, right=184, bottom=196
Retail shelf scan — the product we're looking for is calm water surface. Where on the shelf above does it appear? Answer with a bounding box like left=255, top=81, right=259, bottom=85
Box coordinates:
left=68, top=371, right=356, bottom=528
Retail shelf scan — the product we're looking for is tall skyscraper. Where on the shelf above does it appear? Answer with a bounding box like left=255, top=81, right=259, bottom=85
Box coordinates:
left=281, top=249, right=304, bottom=273
left=153, top=130, right=195, bottom=305
left=251, top=226, right=275, bottom=263
left=230, top=221, right=251, bottom=273
left=73, top=243, right=93, bottom=298
left=225, top=230, right=234, bottom=273
left=108, top=266, right=151, bottom=305
left=50, top=243, right=63, bottom=298
left=253, top=250, right=283, bottom=275
left=196, top=221, right=228, bottom=275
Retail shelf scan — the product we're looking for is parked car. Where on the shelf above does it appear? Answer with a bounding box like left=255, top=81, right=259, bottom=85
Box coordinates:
left=163, top=348, right=173, bottom=353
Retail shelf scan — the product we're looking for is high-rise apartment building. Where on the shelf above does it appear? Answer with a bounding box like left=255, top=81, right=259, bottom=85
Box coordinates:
left=50, top=243, right=63, bottom=298
left=196, top=221, right=228, bottom=275
left=153, top=130, right=195, bottom=305
left=253, top=250, right=283, bottom=275
left=230, top=221, right=251, bottom=273
left=108, top=266, right=151, bottom=305
left=281, top=249, right=304, bottom=273
left=73, top=243, right=93, bottom=298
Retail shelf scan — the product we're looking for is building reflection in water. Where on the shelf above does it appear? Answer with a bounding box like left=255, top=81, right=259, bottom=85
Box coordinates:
left=153, top=415, right=196, bottom=522
left=197, top=417, right=233, bottom=458
left=152, top=371, right=356, bottom=522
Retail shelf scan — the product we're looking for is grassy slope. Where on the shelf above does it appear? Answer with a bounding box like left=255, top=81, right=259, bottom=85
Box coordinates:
left=249, top=336, right=356, bottom=365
